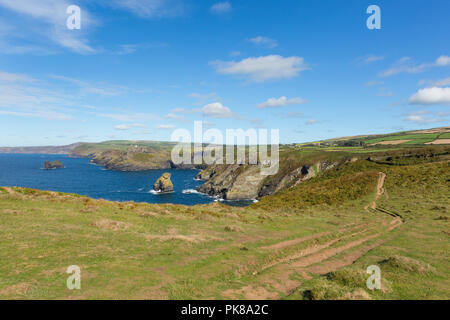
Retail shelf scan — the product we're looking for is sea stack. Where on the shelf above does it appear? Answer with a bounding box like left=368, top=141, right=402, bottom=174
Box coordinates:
left=153, top=172, right=174, bottom=193
left=44, top=160, right=64, bottom=170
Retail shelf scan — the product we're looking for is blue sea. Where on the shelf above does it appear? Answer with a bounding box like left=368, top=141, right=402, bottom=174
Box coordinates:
left=0, top=154, right=254, bottom=206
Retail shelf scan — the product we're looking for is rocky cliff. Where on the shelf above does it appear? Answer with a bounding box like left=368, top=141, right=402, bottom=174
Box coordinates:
left=196, top=160, right=344, bottom=200
left=69, top=143, right=205, bottom=171
left=196, top=164, right=267, bottom=200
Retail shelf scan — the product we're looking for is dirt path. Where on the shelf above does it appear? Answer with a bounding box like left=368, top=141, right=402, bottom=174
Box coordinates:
left=258, top=225, right=373, bottom=273
left=376, top=172, right=386, bottom=200
left=261, top=232, right=331, bottom=250
left=305, top=239, right=387, bottom=274
left=365, top=172, right=386, bottom=212
left=222, top=172, right=405, bottom=299
left=3, top=187, right=14, bottom=194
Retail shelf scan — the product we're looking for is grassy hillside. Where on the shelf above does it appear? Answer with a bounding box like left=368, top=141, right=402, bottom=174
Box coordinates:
left=1, top=152, right=448, bottom=299
left=68, top=127, right=450, bottom=172
left=70, top=141, right=180, bottom=171
left=71, top=140, right=177, bottom=156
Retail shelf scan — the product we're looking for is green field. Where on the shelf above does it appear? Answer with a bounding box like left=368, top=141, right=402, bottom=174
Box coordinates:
left=315, top=127, right=450, bottom=147
left=1, top=145, right=448, bottom=299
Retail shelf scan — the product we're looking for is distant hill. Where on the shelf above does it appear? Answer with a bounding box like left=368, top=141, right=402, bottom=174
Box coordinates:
left=2, top=126, right=449, bottom=155
left=0, top=143, right=82, bottom=154
left=304, top=126, right=450, bottom=147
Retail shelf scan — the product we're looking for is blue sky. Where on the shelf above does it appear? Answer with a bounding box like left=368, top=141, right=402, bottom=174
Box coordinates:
left=0, top=0, right=449, bottom=146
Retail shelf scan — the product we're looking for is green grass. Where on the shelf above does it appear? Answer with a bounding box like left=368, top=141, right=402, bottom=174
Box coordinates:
left=287, top=161, right=450, bottom=300
left=0, top=142, right=449, bottom=300
left=438, top=132, right=450, bottom=139
left=365, top=133, right=440, bottom=145
left=132, top=153, right=155, bottom=162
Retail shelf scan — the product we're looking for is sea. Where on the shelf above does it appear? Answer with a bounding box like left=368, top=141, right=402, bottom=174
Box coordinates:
left=0, top=154, right=254, bottom=206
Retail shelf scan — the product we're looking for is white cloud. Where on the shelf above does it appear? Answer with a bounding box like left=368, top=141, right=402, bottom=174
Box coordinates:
left=115, top=123, right=146, bottom=130
left=51, top=75, right=126, bottom=96
left=257, top=96, right=307, bottom=108
left=0, top=42, right=57, bottom=55
left=212, top=55, right=308, bottom=82
left=418, top=77, right=450, bottom=87
left=435, top=55, right=450, bottom=66
left=163, top=111, right=193, bottom=123
left=0, top=1, right=186, bottom=55
left=305, top=119, right=317, bottom=125
left=0, top=0, right=96, bottom=54
left=115, top=43, right=167, bottom=55
left=380, top=58, right=427, bottom=77
left=285, top=111, right=303, bottom=118
left=171, top=107, right=187, bottom=113
left=118, top=44, right=139, bottom=55
left=0, top=71, right=75, bottom=120
left=188, top=92, right=221, bottom=105
left=377, top=88, right=394, bottom=97
left=409, top=87, right=450, bottom=105
left=356, top=54, right=384, bottom=65
left=210, top=2, right=232, bottom=14
left=115, top=124, right=131, bottom=130
left=0, top=70, right=35, bottom=82
left=249, top=117, right=264, bottom=127
left=249, top=36, right=278, bottom=49
left=0, top=109, right=72, bottom=120
left=99, top=112, right=157, bottom=122
left=364, top=54, right=384, bottom=64
left=405, top=115, right=433, bottom=123
left=52, top=30, right=96, bottom=54
left=106, top=0, right=184, bottom=18
left=404, top=110, right=446, bottom=124
left=365, top=80, right=384, bottom=87
left=164, top=113, right=184, bottom=120
left=201, top=102, right=234, bottom=119
left=156, top=124, right=176, bottom=129
left=380, top=55, right=450, bottom=77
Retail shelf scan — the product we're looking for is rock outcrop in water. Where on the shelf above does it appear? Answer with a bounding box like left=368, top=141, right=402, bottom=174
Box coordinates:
left=43, top=160, right=64, bottom=170
left=153, top=172, right=174, bottom=193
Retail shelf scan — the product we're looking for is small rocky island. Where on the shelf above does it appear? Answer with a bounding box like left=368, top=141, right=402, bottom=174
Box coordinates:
left=43, top=160, right=64, bottom=170
left=153, top=172, right=174, bottom=193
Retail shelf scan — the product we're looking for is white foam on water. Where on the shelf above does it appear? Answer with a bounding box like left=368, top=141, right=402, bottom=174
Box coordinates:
left=182, top=189, right=200, bottom=194
left=149, top=190, right=174, bottom=195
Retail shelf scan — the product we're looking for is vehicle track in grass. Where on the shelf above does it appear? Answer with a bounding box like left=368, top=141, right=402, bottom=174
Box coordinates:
left=222, top=172, right=404, bottom=299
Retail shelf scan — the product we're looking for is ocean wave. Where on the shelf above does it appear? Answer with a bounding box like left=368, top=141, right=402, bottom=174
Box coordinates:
left=148, top=190, right=174, bottom=195
left=182, top=189, right=210, bottom=196
left=182, top=189, right=200, bottom=194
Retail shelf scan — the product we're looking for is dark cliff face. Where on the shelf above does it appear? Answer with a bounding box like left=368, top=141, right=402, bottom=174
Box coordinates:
left=43, top=160, right=64, bottom=169
left=196, top=160, right=343, bottom=200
